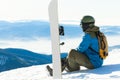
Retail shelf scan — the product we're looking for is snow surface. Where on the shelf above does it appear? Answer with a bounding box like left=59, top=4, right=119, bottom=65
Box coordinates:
left=0, top=21, right=120, bottom=79
left=0, top=43, right=120, bottom=80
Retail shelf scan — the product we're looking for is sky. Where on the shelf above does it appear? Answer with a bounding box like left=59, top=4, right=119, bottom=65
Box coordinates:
left=0, top=0, right=120, bottom=25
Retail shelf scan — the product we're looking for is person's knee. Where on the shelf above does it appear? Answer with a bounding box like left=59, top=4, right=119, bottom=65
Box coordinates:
left=70, top=49, right=77, bottom=54
left=68, top=49, right=80, bottom=60
left=69, top=49, right=76, bottom=57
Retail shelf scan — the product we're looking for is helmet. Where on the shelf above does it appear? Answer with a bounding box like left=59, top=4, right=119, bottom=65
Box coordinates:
left=81, top=15, right=95, bottom=23
left=81, top=15, right=95, bottom=32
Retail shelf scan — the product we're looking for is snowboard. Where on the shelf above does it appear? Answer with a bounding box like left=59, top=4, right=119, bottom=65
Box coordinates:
left=48, top=0, right=64, bottom=78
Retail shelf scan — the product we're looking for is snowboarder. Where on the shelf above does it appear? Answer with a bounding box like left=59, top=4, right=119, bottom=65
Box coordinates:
left=47, top=15, right=106, bottom=75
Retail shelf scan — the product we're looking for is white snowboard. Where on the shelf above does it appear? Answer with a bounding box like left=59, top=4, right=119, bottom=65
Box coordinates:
left=48, top=0, right=62, bottom=79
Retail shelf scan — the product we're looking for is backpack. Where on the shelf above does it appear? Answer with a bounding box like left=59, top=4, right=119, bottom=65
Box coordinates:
left=96, top=31, right=108, bottom=59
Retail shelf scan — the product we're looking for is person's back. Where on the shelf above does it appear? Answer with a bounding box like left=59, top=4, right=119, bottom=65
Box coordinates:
left=66, top=15, right=104, bottom=71
left=77, top=30, right=103, bottom=68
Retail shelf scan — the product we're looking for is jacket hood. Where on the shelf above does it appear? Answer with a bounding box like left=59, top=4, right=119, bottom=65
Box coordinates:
left=85, top=25, right=99, bottom=32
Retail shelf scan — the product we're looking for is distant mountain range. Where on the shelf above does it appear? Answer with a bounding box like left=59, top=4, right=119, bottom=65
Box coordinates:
left=0, top=48, right=67, bottom=72
left=0, top=21, right=50, bottom=40
left=0, top=20, right=120, bottom=40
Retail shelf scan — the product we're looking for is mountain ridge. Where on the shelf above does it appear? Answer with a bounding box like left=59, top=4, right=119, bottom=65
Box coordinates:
left=0, top=48, right=67, bottom=72
left=0, top=21, right=120, bottom=40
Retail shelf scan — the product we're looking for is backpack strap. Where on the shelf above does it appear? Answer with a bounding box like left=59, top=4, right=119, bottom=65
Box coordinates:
left=96, top=31, right=108, bottom=59
left=96, top=31, right=106, bottom=50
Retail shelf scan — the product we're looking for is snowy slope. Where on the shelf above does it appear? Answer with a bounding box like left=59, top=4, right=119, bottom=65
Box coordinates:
left=0, top=46, right=120, bottom=80
left=0, top=50, right=119, bottom=80
left=0, top=48, right=68, bottom=72
left=0, top=21, right=120, bottom=79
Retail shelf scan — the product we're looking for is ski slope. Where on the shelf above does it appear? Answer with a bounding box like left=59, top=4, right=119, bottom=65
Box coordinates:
left=0, top=46, right=120, bottom=80
left=0, top=21, right=120, bottom=79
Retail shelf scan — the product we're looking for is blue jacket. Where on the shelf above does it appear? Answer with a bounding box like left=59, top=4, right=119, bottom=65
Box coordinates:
left=77, top=33, right=103, bottom=68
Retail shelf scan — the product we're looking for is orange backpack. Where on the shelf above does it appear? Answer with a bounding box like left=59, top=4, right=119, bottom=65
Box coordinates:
left=96, top=31, right=108, bottom=59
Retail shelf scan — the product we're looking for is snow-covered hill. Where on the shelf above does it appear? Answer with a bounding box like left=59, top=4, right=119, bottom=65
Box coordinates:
left=0, top=48, right=67, bottom=72
left=0, top=49, right=120, bottom=80
left=0, top=35, right=120, bottom=79
left=0, top=21, right=120, bottom=79
left=0, top=48, right=52, bottom=72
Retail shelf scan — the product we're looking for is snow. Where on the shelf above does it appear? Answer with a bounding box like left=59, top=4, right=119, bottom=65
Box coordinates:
left=0, top=21, right=120, bottom=79
left=0, top=47, right=120, bottom=80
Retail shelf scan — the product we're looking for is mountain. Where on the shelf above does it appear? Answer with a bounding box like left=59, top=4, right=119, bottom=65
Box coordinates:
left=0, top=48, right=51, bottom=72
left=0, top=20, right=120, bottom=40
left=0, top=48, right=67, bottom=72
left=0, top=21, right=50, bottom=40
left=0, top=48, right=120, bottom=80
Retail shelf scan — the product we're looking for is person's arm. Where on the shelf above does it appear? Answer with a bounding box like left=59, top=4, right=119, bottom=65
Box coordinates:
left=77, top=33, right=91, bottom=53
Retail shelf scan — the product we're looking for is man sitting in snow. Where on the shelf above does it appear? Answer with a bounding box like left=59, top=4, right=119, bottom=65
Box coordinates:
left=47, top=15, right=105, bottom=75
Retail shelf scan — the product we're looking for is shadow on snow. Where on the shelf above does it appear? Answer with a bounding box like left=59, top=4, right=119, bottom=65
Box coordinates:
left=63, top=64, right=120, bottom=79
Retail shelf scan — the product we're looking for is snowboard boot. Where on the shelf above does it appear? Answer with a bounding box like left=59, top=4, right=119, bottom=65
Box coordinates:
left=46, top=65, right=53, bottom=76
left=61, top=57, right=69, bottom=72
left=47, top=56, right=81, bottom=76
left=46, top=57, right=68, bottom=76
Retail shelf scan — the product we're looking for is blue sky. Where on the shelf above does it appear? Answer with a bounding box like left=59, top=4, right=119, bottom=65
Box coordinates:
left=0, top=0, right=120, bottom=25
